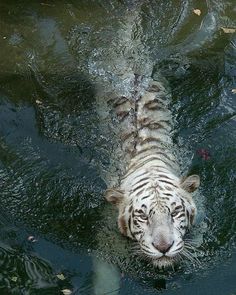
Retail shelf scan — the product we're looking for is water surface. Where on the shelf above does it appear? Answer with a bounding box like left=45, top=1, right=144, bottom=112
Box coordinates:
left=0, top=1, right=236, bottom=294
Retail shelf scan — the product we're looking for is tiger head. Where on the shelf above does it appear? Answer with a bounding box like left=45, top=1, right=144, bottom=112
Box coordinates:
left=105, top=174, right=200, bottom=268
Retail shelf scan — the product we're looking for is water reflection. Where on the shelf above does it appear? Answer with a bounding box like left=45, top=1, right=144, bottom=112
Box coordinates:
left=0, top=0, right=236, bottom=294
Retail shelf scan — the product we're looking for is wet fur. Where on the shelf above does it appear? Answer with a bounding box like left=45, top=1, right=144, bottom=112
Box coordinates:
left=105, top=79, right=200, bottom=267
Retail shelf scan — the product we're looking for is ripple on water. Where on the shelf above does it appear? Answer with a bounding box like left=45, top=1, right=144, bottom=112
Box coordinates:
left=0, top=0, right=236, bottom=294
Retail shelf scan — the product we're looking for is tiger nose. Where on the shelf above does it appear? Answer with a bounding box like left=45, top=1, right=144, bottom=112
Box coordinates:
left=152, top=240, right=174, bottom=254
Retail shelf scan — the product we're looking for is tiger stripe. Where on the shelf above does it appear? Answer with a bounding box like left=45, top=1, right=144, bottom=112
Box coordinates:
left=106, top=77, right=200, bottom=268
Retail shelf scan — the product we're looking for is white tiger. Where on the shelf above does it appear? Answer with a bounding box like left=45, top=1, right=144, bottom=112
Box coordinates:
left=105, top=79, right=200, bottom=268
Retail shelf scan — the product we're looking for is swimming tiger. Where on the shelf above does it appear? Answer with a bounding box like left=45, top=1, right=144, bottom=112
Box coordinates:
left=105, top=77, right=200, bottom=268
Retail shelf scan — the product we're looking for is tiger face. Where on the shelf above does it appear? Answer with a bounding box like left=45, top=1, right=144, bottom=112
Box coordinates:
left=105, top=174, right=200, bottom=268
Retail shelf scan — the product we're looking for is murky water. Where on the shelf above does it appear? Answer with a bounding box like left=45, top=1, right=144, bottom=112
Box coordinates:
left=0, top=1, right=236, bottom=294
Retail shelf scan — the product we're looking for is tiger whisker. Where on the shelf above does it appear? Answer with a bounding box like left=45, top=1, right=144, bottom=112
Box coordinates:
left=181, top=248, right=201, bottom=267
left=184, top=239, right=199, bottom=246
left=184, top=241, right=205, bottom=258
left=184, top=243, right=198, bottom=251
left=181, top=251, right=196, bottom=266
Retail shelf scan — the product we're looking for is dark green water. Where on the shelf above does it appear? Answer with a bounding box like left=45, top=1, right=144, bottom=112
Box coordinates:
left=0, top=1, right=236, bottom=294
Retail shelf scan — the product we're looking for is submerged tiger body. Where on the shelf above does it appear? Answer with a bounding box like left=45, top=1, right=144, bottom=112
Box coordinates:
left=105, top=78, right=200, bottom=268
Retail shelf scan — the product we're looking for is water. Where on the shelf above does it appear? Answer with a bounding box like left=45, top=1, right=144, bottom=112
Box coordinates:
left=0, top=1, right=236, bottom=294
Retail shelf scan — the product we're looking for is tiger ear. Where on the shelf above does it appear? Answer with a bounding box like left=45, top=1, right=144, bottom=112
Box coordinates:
left=105, top=188, right=124, bottom=205
left=181, top=175, right=200, bottom=193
